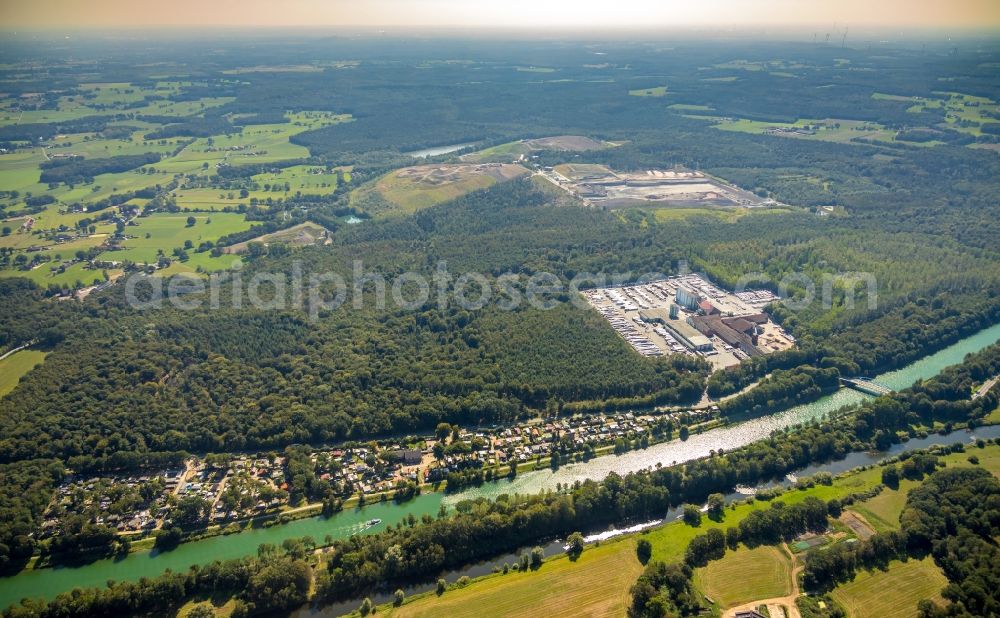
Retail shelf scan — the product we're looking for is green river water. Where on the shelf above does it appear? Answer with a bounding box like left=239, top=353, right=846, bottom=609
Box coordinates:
left=1, top=322, right=998, bottom=609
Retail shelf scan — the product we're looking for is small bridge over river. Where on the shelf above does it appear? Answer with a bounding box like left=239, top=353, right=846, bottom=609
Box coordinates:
left=840, top=377, right=894, bottom=397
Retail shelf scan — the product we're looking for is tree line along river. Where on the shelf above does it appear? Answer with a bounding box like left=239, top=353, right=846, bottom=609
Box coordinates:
left=0, top=321, right=998, bottom=610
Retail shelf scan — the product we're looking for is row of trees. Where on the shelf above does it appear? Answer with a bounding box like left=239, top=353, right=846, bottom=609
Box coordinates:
left=718, top=365, right=841, bottom=418
left=38, top=153, right=161, bottom=186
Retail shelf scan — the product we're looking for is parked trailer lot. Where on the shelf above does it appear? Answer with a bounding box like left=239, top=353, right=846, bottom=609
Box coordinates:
left=582, top=275, right=794, bottom=369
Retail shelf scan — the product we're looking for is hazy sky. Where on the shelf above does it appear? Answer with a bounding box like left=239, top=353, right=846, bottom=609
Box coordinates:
left=2, top=0, right=999, bottom=30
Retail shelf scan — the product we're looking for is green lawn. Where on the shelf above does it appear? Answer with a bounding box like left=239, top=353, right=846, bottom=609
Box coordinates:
left=383, top=539, right=643, bottom=618
left=0, top=350, right=47, bottom=398
left=694, top=544, right=792, bottom=608
left=830, top=557, right=948, bottom=618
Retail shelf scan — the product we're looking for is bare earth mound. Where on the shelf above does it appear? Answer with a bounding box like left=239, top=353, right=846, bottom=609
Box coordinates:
left=223, top=221, right=331, bottom=254
left=524, top=135, right=608, bottom=151
left=368, top=163, right=529, bottom=214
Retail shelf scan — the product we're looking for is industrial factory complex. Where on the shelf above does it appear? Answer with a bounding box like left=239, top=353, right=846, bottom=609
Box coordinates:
left=582, top=275, right=795, bottom=369
left=540, top=164, right=776, bottom=209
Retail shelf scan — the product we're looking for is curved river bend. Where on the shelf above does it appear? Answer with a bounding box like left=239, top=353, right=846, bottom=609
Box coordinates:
left=0, top=322, right=997, bottom=609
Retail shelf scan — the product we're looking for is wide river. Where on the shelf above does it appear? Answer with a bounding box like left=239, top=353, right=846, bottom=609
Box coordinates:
left=1, top=322, right=998, bottom=609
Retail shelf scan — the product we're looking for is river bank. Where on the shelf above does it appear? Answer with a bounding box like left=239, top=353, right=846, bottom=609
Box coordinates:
left=295, top=425, right=1000, bottom=617
left=0, top=321, right=996, bottom=610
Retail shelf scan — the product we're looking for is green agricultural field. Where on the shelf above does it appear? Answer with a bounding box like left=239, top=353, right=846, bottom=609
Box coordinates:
left=172, top=189, right=252, bottom=210
left=111, top=212, right=252, bottom=264
left=830, top=557, right=948, bottom=618
left=1, top=201, right=118, bottom=235
left=694, top=545, right=792, bottom=608
left=174, top=165, right=349, bottom=209
left=0, top=108, right=100, bottom=127
left=161, top=111, right=351, bottom=172
left=125, top=97, right=236, bottom=118
left=0, top=260, right=116, bottom=288
left=652, top=207, right=750, bottom=223
left=251, top=165, right=345, bottom=194
left=154, top=251, right=243, bottom=277
left=668, top=104, right=714, bottom=111
left=873, top=91, right=1000, bottom=138
left=56, top=169, right=177, bottom=205
left=629, top=86, right=668, bottom=97
left=649, top=204, right=794, bottom=223
left=848, top=484, right=913, bottom=533
left=45, top=130, right=188, bottom=160
left=0, top=85, right=231, bottom=129
left=705, top=116, right=901, bottom=145
left=385, top=539, right=643, bottom=618
left=872, top=92, right=916, bottom=102
left=15, top=232, right=114, bottom=258
left=0, top=150, right=46, bottom=194
left=0, top=349, right=47, bottom=398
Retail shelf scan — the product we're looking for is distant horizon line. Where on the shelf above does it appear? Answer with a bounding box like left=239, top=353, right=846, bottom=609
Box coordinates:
left=2, top=24, right=999, bottom=41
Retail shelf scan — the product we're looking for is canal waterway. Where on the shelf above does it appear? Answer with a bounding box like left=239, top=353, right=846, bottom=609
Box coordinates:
left=1, top=322, right=997, bottom=609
